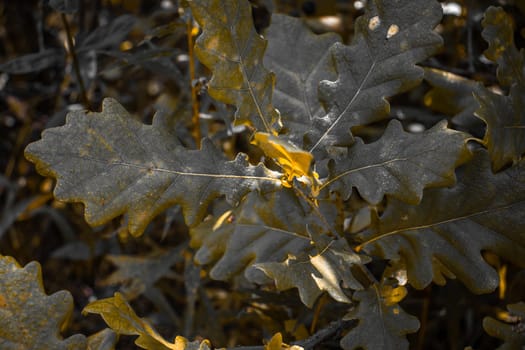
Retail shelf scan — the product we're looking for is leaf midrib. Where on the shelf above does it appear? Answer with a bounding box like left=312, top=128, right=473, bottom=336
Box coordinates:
left=309, top=59, right=377, bottom=152
left=53, top=154, right=282, bottom=182
left=358, top=200, right=525, bottom=250
left=225, top=1, right=271, bottom=132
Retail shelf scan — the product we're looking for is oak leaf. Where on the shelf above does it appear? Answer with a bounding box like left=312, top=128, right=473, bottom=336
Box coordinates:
left=324, top=119, right=470, bottom=205
left=307, top=0, right=443, bottom=153
left=341, top=286, right=419, bottom=349
left=24, top=98, right=281, bottom=236
left=189, top=0, right=281, bottom=133
left=263, top=14, right=340, bottom=147
left=357, top=150, right=525, bottom=292
left=191, top=189, right=316, bottom=284
left=474, top=6, right=525, bottom=171
left=83, top=292, right=212, bottom=350
left=483, top=302, right=525, bottom=350
left=256, top=238, right=367, bottom=307
left=0, top=255, right=87, bottom=349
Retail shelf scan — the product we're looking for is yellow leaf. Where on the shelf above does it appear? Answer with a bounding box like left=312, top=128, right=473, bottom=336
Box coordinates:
left=264, top=332, right=304, bottom=350
left=83, top=292, right=212, bottom=350
left=498, top=264, right=507, bottom=300
left=381, top=285, right=408, bottom=306
left=265, top=333, right=283, bottom=350
left=252, top=132, right=318, bottom=191
left=284, top=319, right=309, bottom=340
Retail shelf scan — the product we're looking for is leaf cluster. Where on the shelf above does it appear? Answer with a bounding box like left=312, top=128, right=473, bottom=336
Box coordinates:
left=1, top=0, right=525, bottom=349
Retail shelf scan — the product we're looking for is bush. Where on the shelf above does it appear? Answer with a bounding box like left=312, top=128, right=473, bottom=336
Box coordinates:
left=1, top=0, right=524, bottom=349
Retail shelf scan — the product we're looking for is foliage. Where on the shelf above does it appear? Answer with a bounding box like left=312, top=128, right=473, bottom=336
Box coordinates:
left=474, top=6, right=525, bottom=171
left=483, top=302, right=525, bottom=349
left=0, top=255, right=87, bottom=349
left=83, top=292, right=212, bottom=350
left=24, top=97, right=280, bottom=235
left=1, top=0, right=525, bottom=349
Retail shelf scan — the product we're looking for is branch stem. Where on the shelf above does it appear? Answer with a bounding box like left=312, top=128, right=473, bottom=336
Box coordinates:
left=294, top=319, right=355, bottom=349
left=61, top=13, right=89, bottom=108
left=187, top=17, right=201, bottom=148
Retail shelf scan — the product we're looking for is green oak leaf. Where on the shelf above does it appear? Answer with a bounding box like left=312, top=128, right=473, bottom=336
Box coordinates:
left=341, top=286, right=419, bottom=350
left=191, top=189, right=338, bottom=284
left=423, top=67, right=479, bottom=122
left=475, top=83, right=525, bottom=172
left=86, top=329, right=118, bottom=350
left=307, top=0, right=443, bottom=153
left=99, top=248, right=183, bottom=299
left=256, top=238, right=367, bottom=307
left=474, top=7, right=525, bottom=172
left=77, top=15, right=136, bottom=53
left=24, top=98, right=281, bottom=236
left=189, top=0, right=281, bottom=133
left=480, top=6, right=524, bottom=88
left=0, top=49, right=65, bottom=74
left=357, top=149, right=525, bottom=293
left=263, top=14, right=340, bottom=147
left=0, top=255, right=87, bottom=350
left=483, top=302, right=525, bottom=350
left=324, top=119, right=470, bottom=205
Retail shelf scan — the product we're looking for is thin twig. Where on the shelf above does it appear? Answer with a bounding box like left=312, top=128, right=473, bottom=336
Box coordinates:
left=292, top=186, right=341, bottom=240
left=416, top=285, right=432, bottom=350
left=223, top=319, right=354, bottom=350
left=466, top=0, right=475, bottom=74
left=37, top=0, right=45, bottom=51
left=187, top=16, right=201, bottom=148
left=294, top=319, right=355, bottom=350
left=61, top=13, right=89, bottom=108
left=310, top=294, right=329, bottom=334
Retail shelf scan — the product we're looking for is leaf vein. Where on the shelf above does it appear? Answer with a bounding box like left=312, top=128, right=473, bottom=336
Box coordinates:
left=310, top=59, right=377, bottom=152
left=358, top=201, right=525, bottom=249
